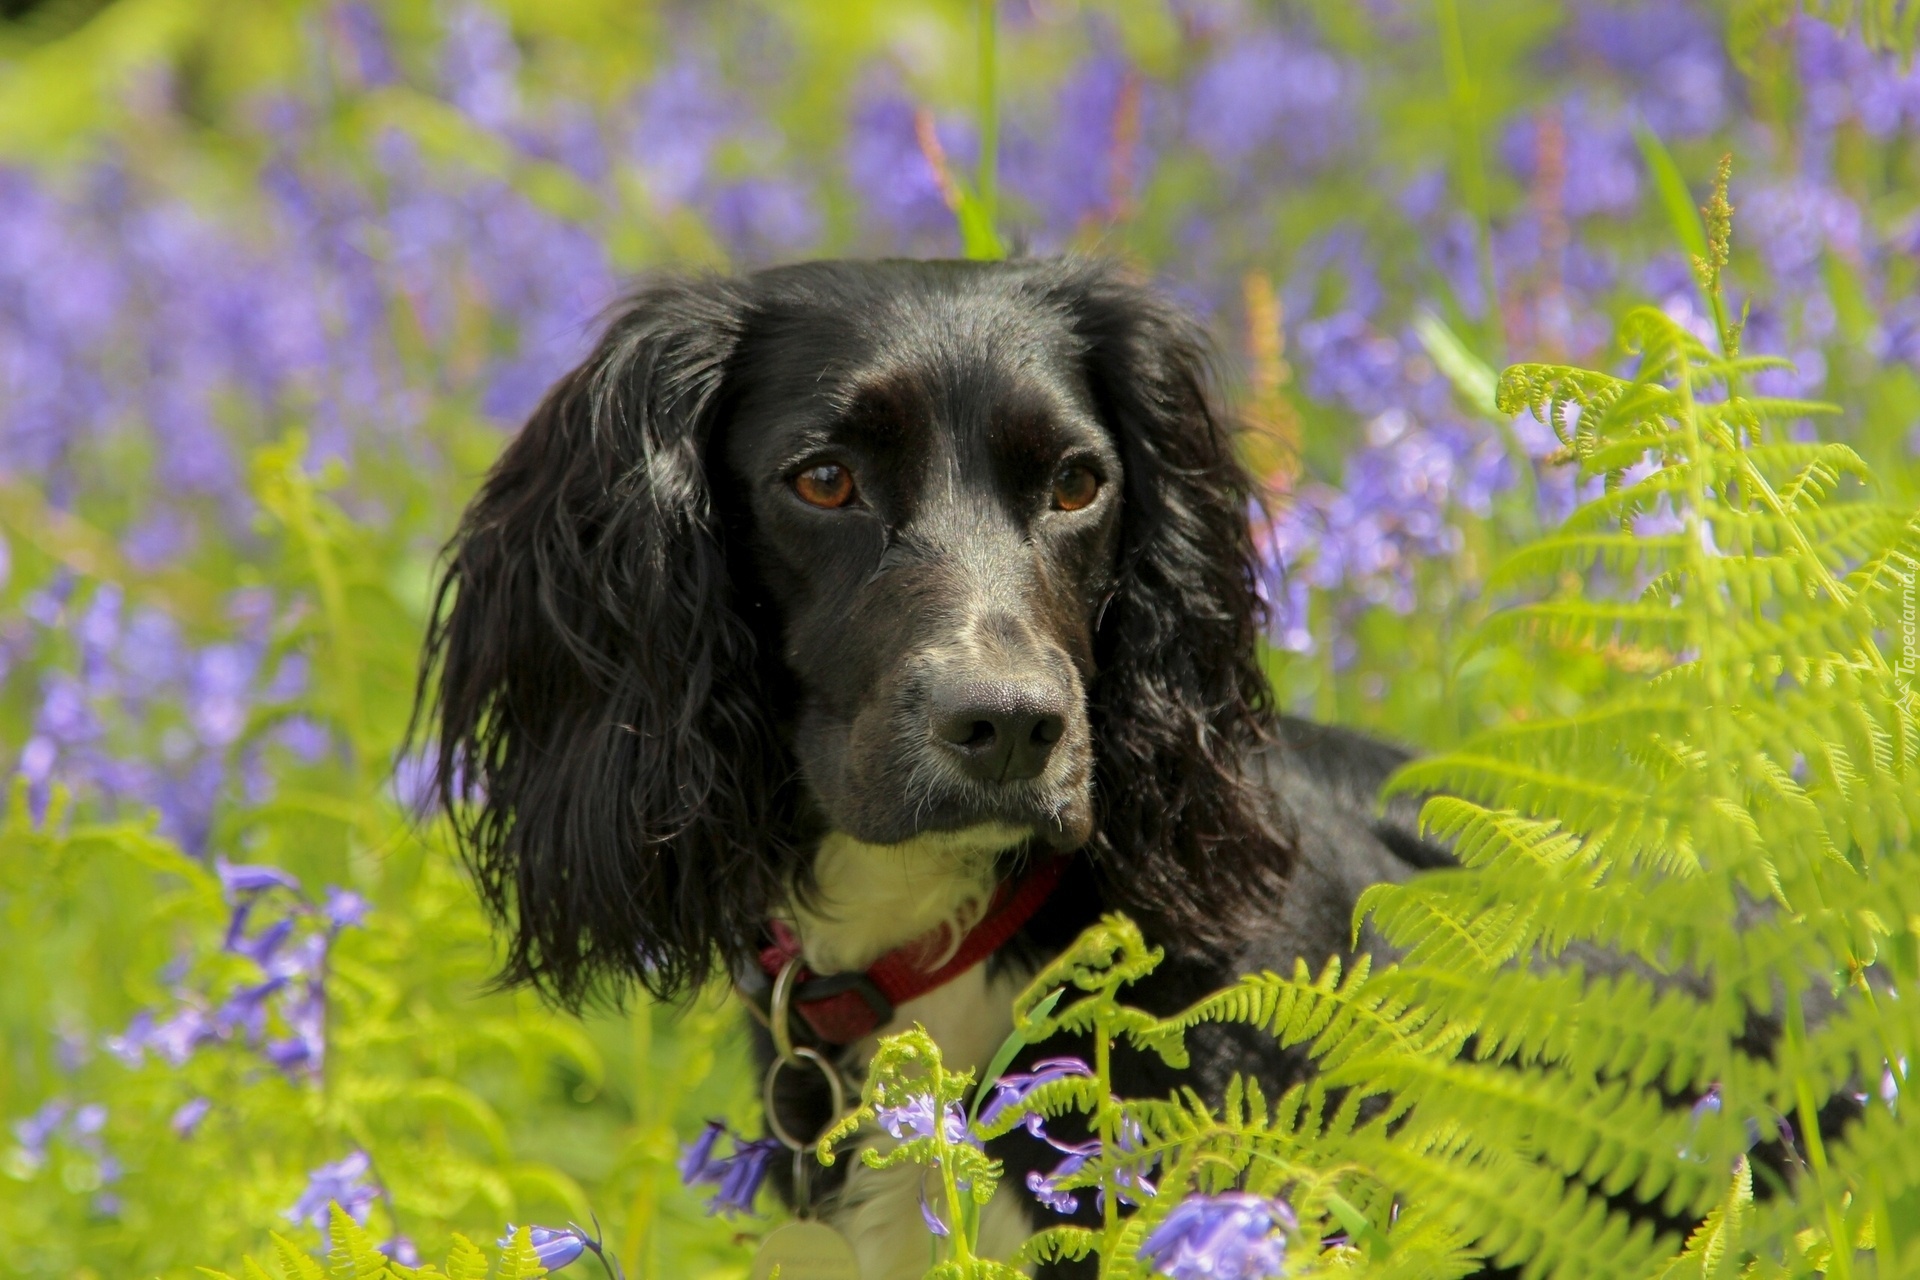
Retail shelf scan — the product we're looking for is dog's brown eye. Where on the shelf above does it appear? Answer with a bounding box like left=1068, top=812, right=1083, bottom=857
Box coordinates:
left=793, top=463, right=855, bottom=509
left=1051, top=465, right=1100, bottom=512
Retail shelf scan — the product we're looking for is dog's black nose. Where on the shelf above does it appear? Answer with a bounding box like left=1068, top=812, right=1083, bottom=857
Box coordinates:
left=931, top=679, right=1068, bottom=783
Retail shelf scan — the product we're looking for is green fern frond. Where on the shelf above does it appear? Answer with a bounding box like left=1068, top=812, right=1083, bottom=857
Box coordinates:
left=442, top=1237, right=489, bottom=1280
left=1348, top=263, right=1917, bottom=1276
left=1011, top=1226, right=1097, bottom=1269
left=1655, top=1159, right=1752, bottom=1280
left=493, top=1226, right=547, bottom=1280
left=971, top=1075, right=1104, bottom=1140
left=1375, top=964, right=1727, bottom=1092
left=1355, top=874, right=1539, bottom=973
left=1356, top=1124, right=1673, bottom=1280
left=271, top=1235, right=328, bottom=1280
left=326, top=1205, right=393, bottom=1280
left=1485, top=532, right=1689, bottom=591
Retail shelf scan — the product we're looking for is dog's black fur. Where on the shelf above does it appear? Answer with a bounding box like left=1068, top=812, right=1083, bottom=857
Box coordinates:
left=412, top=257, right=1466, bottom=1262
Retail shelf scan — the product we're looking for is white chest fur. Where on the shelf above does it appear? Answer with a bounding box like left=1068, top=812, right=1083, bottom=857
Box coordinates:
left=776, top=825, right=1038, bottom=1279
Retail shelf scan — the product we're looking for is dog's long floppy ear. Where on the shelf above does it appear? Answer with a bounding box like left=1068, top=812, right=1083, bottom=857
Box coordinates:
left=1050, top=261, right=1293, bottom=950
left=414, top=276, right=789, bottom=1008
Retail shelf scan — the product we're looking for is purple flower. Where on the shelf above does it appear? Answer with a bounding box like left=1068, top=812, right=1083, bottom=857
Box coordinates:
left=501, top=1225, right=587, bottom=1271
left=216, top=859, right=302, bottom=898
left=323, top=887, right=370, bottom=931
left=441, top=3, right=520, bottom=131
left=1742, top=179, right=1863, bottom=285
left=631, top=59, right=739, bottom=207
left=1014, top=1110, right=1155, bottom=1217
left=1026, top=1136, right=1099, bottom=1215
left=170, top=1097, right=212, bottom=1139
left=979, top=1056, right=1094, bottom=1132
left=876, top=1094, right=974, bottom=1147
left=708, top=178, right=820, bottom=262
left=679, top=1120, right=726, bottom=1183
left=1185, top=34, right=1350, bottom=170
left=1567, top=3, right=1728, bottom=137
left=230, top=916, right=295, bottom=964
left=13, top=1099, right=68, bottom=1164
left=379, top=1237, right=421, bottom=1267
left=332, top=3, right=396, bottom=88
left=1111, top=1117, right=1159, bottom=1207
left=213, top=977, right=285, bottom=1042
left=286, top=1150, right=378, bottom=1231
left=266, top=978, right=328, bottom=1079
left=103, top=1012, right=154, bottom=1066
left=1138, top=1193, right=1296, bottom=1280
left=147, top=1006, right=214, bottom=1066
left=679, top=1120, right=780, bottom=1217
left=920, top=1188, right=950, bottom=1237
left=842, top=89, right=974, bottom=244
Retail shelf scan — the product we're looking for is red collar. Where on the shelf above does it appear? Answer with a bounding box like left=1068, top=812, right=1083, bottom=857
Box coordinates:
left=754, top=856, right=1067, bottom=1047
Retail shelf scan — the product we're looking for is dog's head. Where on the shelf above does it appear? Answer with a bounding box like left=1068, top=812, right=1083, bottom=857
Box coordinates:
left=417, top=258, right=1287, bottom=1005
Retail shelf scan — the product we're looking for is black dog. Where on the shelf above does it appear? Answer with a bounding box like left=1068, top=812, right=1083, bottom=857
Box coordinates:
left=416, top=258, right=1449, bottom=1275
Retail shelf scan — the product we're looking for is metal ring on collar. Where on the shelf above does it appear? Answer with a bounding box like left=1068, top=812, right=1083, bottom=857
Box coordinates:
left=769, top=955, right=805, bottom=1066
left=761, top=1047, right=847, bottom=1153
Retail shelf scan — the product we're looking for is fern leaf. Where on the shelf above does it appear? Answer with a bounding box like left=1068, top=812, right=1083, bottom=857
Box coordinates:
left=327, top=1205, right=392, bottom=1280
left=494, top=1227, right=547, bottom=1280
left=1012, top=1226, right=1098, bottom=1269
left=1656, top=1159, right=1753, bottom=1279
left=442, top=1236, right=489, bottom=1280
left=270, top=1235, right=328, bottom=1280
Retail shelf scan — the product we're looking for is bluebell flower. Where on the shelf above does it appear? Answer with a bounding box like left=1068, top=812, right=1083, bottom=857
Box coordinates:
left=216, top=858, right=302, bottom=898
left=332, top=2, right=397, bottom=88
left=630, top=58, right=738, bottom=207
left=1185, top=33, right=1350, bottom=170
left=708, top=178, right=821, bottom=263
left=214, top=982, right=284, bottom=1043
left=13, top=1099, right=69, bottom=1166
left=919, top=1188, right=950, bottom=1237
left=103, top=1012, right=153, bottom=1066
left=679, top=1120, right=781, bottom=1217
left=230, top=916, right=295, bottom=964
left=1742, top=179, right=1864, bottom=287
left=440, top=3, right=521, bottom=131
left=323, top=887, right=370, bottom=931
left=1568, top=2, right=1729, bottom=137
left=147, top=1006, right=214, bottom=1066
left=1015, top=1112, right=1155, bottom=1216
left=842, top=87, right=974, bottom=244
left=286, top=1149, right=378, bottom=1231
left=1138, top=1192, right=1295, bottom=1280
left=501, top=1225, right=587, bottom=1271
left=379, top=1236, right=421, bottom=1267
left=876, top=1094, right=975, bottom=1147
left=979, top=1056, right=1093, bottom=1132
left=1679, top=1083, right=1722, bottom=1160
left=170, top=1097, right=211, bottom=1139
left=678, top=1120, right=726, bottom=1183
left=1026, top=1136, right=1098, bottom=1215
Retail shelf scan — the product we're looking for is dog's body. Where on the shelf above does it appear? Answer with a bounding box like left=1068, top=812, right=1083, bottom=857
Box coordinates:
left=765, top=722, right=1447, bottom=1278
left=416, top=258, right=1452, bottom=1277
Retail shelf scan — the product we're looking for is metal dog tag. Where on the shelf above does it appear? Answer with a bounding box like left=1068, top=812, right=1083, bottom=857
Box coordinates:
left=750, top=1220, right=860, bottom=1280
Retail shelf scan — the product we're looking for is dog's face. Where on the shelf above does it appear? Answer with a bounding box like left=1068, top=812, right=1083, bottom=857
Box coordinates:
left=421, top=258, right=1280, bottom=1003
left=721, top=275, right=1123, bottom=849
